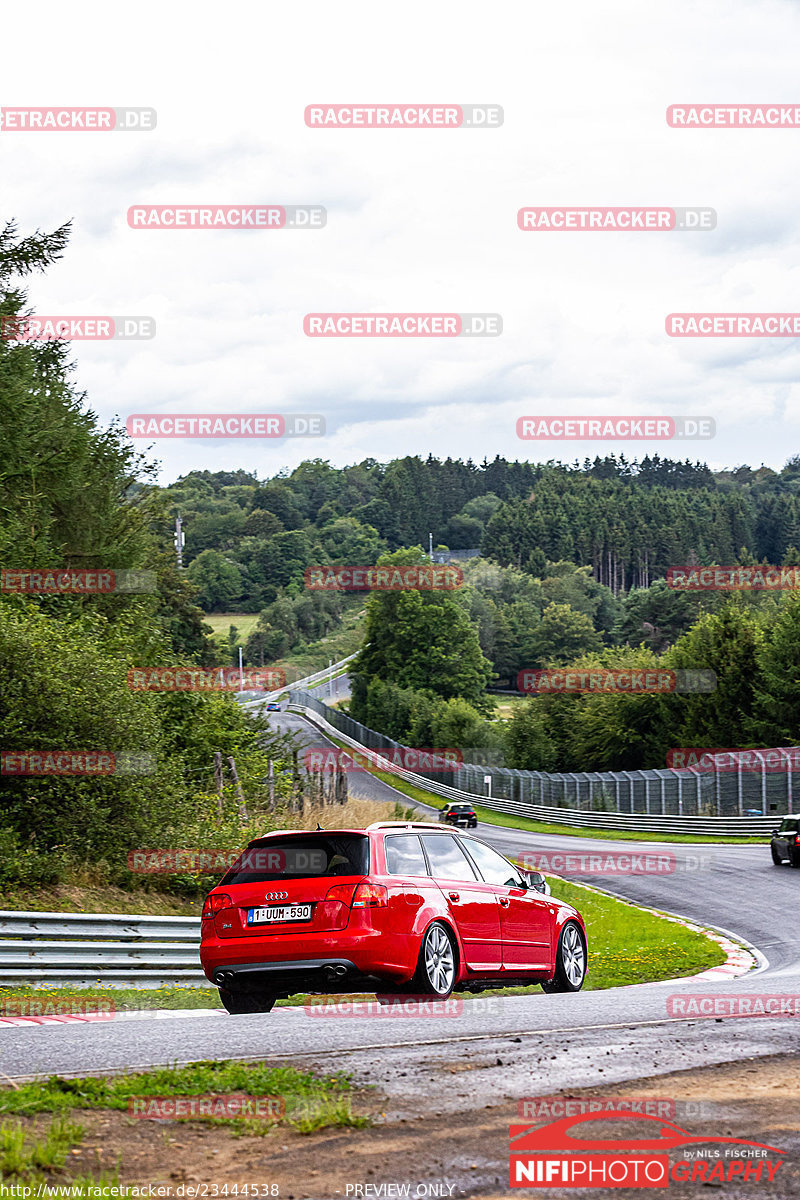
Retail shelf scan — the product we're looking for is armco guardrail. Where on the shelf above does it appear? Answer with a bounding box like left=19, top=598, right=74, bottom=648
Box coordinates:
left=240, top=653, right=357, bottom=711
left=0, top=911, right=206, bottom=988
left=288, top=692, right=780, bottom=837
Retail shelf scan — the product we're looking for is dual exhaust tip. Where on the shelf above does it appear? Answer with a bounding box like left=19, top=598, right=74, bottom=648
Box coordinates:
left=215, top=963, right=348, bottom=987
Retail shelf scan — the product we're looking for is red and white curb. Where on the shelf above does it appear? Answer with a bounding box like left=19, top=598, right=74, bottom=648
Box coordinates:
left=0, top=1008, right=224, bottom=1026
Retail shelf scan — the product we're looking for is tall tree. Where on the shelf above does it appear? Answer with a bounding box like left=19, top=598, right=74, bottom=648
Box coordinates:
left=351, top=548, right=493, bottom=708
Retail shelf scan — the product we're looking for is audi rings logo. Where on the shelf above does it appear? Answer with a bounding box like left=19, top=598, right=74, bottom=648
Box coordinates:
left=265, top=891, right=288, bottom=901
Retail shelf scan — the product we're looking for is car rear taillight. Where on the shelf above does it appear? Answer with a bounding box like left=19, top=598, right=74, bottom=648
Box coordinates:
left=202, top=892, right=232, bottom=919
left=351, top=881, right=388, bottom=908
left=324, top=883, right=357, bottom=905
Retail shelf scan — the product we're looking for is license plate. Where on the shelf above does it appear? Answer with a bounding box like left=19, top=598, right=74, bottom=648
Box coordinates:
left=247, top=904, right=312, bottom=925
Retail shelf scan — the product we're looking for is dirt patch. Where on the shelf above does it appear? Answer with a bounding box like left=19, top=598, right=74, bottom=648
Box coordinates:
left=9, top=1055, right=800, bottom=1198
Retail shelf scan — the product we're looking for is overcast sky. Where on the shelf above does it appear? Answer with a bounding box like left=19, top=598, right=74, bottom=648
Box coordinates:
left=4, top=0, right=800, bottom=484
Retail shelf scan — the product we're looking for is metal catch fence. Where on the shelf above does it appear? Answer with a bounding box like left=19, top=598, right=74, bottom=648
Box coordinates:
left=289, top=690, right=795, bottom=829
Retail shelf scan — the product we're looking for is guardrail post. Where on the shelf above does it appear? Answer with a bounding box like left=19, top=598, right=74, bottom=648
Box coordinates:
left=714, top=760, right=721, bottom=817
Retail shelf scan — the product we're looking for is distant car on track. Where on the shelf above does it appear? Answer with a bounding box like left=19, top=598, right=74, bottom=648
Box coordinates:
left=200, top=822, right=587, bottom=1013
left=771, top=816, right=800, bottom=867
left=439, top=802, right=478, bottom=829
left=265, top=702, right=281, bottom=711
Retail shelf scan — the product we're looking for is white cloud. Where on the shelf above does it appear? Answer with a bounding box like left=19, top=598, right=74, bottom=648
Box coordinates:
left=3, top=0, right=800, bottom=480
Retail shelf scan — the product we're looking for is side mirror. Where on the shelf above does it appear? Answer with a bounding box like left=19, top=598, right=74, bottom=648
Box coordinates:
left=522, top=869, right=550, bottom=895
left=771, top=829, right=779, bottom=838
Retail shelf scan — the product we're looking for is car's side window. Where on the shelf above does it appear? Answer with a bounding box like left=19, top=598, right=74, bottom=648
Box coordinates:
left=460, top=837, right=525, bottom=888
left=384, top=834, right=429, bottom=876
left=780, top=819, right=798, bottom=832
left=419, top=834, right=479, bottom=881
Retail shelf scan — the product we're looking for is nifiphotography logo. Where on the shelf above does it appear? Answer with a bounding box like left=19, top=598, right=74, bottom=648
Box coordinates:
left=509, top=1110, right=784, bottom=1188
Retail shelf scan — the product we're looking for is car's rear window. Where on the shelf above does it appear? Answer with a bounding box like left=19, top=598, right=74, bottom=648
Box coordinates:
left=420, top=834, right=479, bottom=881
left=780, top=818, right=799, bottom=833
left=384, top=833, right=429, bottom=876
left=220, top=834, right=369, bottom=885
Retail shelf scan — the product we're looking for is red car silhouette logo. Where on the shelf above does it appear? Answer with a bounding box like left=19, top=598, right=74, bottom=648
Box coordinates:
left=510, top=1110, right=784, bottom=1156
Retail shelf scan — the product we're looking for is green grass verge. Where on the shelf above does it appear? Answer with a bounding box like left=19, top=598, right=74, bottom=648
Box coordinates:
left=0, top=1112, right=85, bottom=1179
left=0, top=1061, right=366, bottom=1190
left=0, top=1061, right=368, bottom=1136
left=547, top=876, right=725, bottom=988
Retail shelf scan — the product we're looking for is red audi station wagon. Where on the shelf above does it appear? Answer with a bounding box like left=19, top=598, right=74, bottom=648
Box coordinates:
left=200, top=822, right=587, bottom=1013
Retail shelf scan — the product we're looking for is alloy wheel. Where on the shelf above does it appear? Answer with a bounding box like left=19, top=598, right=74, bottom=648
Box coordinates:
left=562, top=923, right=585, bottom=987
left=423, top=924, right=455, bottom=994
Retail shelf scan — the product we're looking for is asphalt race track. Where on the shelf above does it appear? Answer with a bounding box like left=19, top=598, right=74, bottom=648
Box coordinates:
left=1, top=707, right=798, bottom=1094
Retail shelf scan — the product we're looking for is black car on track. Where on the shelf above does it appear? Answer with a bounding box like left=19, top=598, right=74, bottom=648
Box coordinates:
left=771, top=816, right=800, bottom=867
left=439, top=802, right=478, bottom=829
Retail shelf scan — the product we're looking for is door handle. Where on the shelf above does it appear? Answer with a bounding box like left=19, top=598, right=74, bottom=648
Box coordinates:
left=448, top=891, right=460, bottom=902
left=499, top=897, right=510, bottom=908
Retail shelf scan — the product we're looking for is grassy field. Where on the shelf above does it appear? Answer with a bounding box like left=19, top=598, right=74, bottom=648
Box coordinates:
left=202, top=612, right=260, bottom=640
left=489, top=695, right=529, bottom=720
